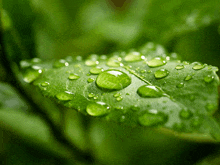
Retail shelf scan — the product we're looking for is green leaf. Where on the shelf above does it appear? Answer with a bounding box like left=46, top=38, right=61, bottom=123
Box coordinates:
left=21, top=42, right=220, bottom=140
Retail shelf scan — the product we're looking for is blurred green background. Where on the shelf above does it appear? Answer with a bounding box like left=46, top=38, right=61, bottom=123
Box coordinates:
left=1, top=0, right=220, bottom=164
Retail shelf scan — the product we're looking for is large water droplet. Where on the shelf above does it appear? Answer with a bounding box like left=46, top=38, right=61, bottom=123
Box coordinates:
left=53, top=59, right=69, bottom=68
left=179, top=109, right=193, bottom=119
left=176, top=82, right=184, bottom=88
left=56, top=91, right=74, bottom=101
left=147, top=57, right=166, bottom=67
left=204, top=75, right=214, bottom=83
left=124, top=52, right=144, bottom=62
left=192, top=64, right=205, bottom=70
left=138, top=110, right=168, bottom=127
left=154, top=69, right=169, bottom=79
left=185, top=75, right=192, bottom=81
left=175, top=65, right=184, bottom=70
left=86, top=102, right=110, bottom=116
left=90, top=67, right=104, bottom=75
left=68, top=73, right=80, bottom=80
left=137, top=85, right=163, bottom=98
left=96, top=70, right=131, bottom=91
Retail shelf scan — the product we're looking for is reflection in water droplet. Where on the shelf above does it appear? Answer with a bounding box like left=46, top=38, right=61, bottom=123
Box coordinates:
left=41, top=82, right=49, bottom=87
left=138, top=110, right=168, bottom=126
left=124, top=52, right=144, bottom=62
left=96, top=70, right=131, bottom=91
left=204, top=75, right=214, bottom=83
left=154, top=69, right=169, bottom=79
left=176, top=82, right=184, bottom=88
left=53, top=59, right=69, bottom=68
left=116, top=96, right=123, bottom=102
left=137, top=85, right=163, bottom=98
left=147, top=57, right=166, bottom=67
left=175, top=65, right=184, bottom=70
left=90, top=67, right=104, bottom=75
left=56, top=91, right=74, bottom=101
left=68, top=73, right=80, bottom=80
left=192, top=64, right=205, bottom=70
left=185, top=75, right=192, bottom=81
left=179, top=109, right=193, bottom=119
left=87, top=78, right=95, bottom=83
left=86, top=102, right=109, bottom=116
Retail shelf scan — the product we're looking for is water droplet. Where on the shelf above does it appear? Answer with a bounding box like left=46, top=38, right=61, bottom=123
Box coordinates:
left=192, top=64, right=205, bottom=70
left=175, top=65, right=184, bottom=70
left=68, top=73, right=80, bottom=80
left=115, top=106, right=124, bottom=110
left=116, top=96, right=123, bottom=102
left=154, top=69, right=169, bottom=79
left=96, top=70, right=131, bottom=91
left=140, top=70, right=146, bottom=73
left=90, top=67, right=104, bottom=75
left=176, top=82, right=184, bottom=88
left=106, top=57, right=121, bottom=67
left=85, top=60, right=99, bottom=66
left=183, top=61, right=190, bottom=65
left=23, top=68, right=43, bottom=83
left=179, top=109, right=193, bottom=119
left=31, top=58, right=42, bottom=63
left=93, top=96, right=98, bottom=100
left=205, top=103, right=216, bottom=112
left=113, top=93, right=121, bottom=98
left=87, top=78, right=95, bottom=83
left=56, top=91, right=74, bottom=101
left=131, top=105, right=139, bottom=111
left=86, top=102, right=110, bottom=116
left=20, top=60, right=31, bottom=69
left=88, top=93, right=95, bottom=98
left=147, top=57, right=166, bottom=67
left=120, top=116, right=126, bottom=122
left=185, top=75, right=192, bottom=81
left=138, top=110, right=168, bottom=127
left=147, top=70, right=152, bottom=73
left=124, top=52, right=144, bottom=62
left=53, top=59, right=69, bottom=68
left=137, top=85, right=163, bottom=98
left=100, top=55, right=107, bottom=60
left=41, top=82, right=49, bottom=87
left=204, top=75, right=214, bottom=83
left=191, top=116, right=202, bottom=128
left=76, top=56, right=82, bottom=61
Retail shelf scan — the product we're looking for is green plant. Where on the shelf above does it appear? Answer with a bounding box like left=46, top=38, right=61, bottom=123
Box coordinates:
left=1, top=0, right=220, bottom=165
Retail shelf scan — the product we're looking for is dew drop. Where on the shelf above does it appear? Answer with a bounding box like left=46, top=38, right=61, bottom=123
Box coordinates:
left=85, top=60, right=99, bottom=66
left=154, top=69, right=169, bottom=79
left=113, top=93, right=121, bottom=98
left=23, top=68, right=43, bottom=83
left=124, top=52, right=144, bottom=62
left=87, top=78, right=95, bottom=83
left=147, top=57, right=166, bottom=67
left=131, top=105, right=139, bottom=111
left=175, top=65, right=184, bottom=70
left=179, top=109, right=193, bottom=119
left=96, top=70, right=131, bottom=91
left=204, top=75, right=214, bottom=83
left=68, top=73, right=80, bottom=80
left=41, top=82, right=49, bottom=87
left=31, top=58, right=42, bottom=63
left=106, top=57, right=121, bottom=67
left=56, top=91, right=74, bottom=101
left=140, top=70, right=146, bottom=73
left=120, top=116, right=126, bottom=122
left=20, top=60, right=31, bottom=69
left=90, top=67, right=104, bottom=75
left=86, top=102, right=110, bottom=116
left=185, top=75, right=192, bottom=81
left=88, top=93, right=95, bottom=98
left=53, top=59, right=69, bottom=68
left=116, top=96, right=123, bottom=102
left=138, top=110, right=168, bottom=127
left=176, top=82, right=184, bottom=88
left=192, top=64, right=205, bottom=70
left=137, top=85, right=163, bottom=98
left=93, top=96, right=98, bottom=100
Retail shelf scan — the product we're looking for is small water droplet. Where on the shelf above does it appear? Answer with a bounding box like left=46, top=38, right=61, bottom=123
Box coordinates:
left=86, top=102, right=110, bottom=116
left=68, top=73, right=80, bottom=80
left=147, top=70, right=152, bottom=73
left=41, top=82, right=50, bottom=87
left=137, top=85, right=163, bottom=98
left=106, top=57, right=121, bottom=67
left=23, top=68, right=43, bottom=83
left=113, top=93, right=121, bottom=98
left=96, top=70, right=131, bottom=91
left=179, top=109, right=193, bottom=119
left=190, top=116, right=202, bottom=128
left=175, top=65, right=184, bottom=70
left=31, top=58, right=42, bottom=63
left=116, top=96, right=123, bottom=102
left=100, top=55, right=107, bottom=60
left=205, top=103, right=216, bottom=112
left=131, top=105, right=139, bottom=111
left=87, top=78, right=95, bottom=83
left=88, top=93, right=95, bottom=98
left=53, top=59, right=69, bottom=68
left=20, top=60, right=31, bottom=69
left=192, top=64, right=205, bottom=70
left=140, top=70, right=146, bottom=73
left=138, top=110, right=168, bottom=127
left=93, top=96, right=98, bottom=100
left=124, top=52, right=144, bottom=62
left=85, top=60, right=99, bottom=66
left=120, top=116, right=126, bottom=122
left=76, top=56, right=82, bottom=61
left=147, top=57, right=166, bottom=67
left=204, top=75, right=214, bottom=83
left=56, top=91, right=74, bottom=101
left=185, top=75, right=192, bottom=81
left=115, top=106, right=124, bottom=110
left=90, top=67, right=104, bottom=75
left=176, top=82, right=184, bottom=88
left=154, top=69, right=169, bottom=79
left=183, top=61, right=190, bottom=65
